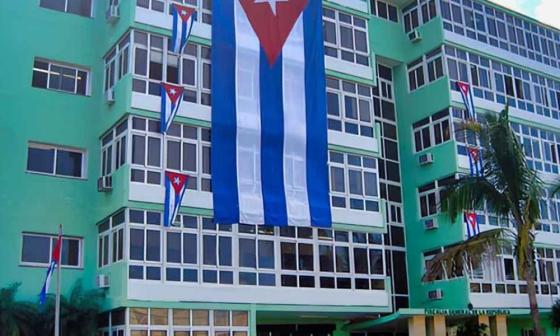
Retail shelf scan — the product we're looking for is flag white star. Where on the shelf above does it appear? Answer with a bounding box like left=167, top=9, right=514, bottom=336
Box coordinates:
left=170, top=88, right=177, bottom=95
left=173, top=177, right=181, bottom=185
left=181, top=10, right=187, bottom=15
left=254, top=0, right=289, bottom=15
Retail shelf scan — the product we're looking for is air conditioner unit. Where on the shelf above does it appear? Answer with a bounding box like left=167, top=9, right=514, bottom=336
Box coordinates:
left=418, top=153, right=434, bottom=166
left=97, top=176, right=113, bottom=192
left=424, top=218, right=438, bottom=230
left=408, top=30, right=422, bottom=43
left=428, top=289, right=444, bottom=300
left=96, top=274, right=110, bottom=289
left=106, top=5, right=120, bottom=23
left=105, top=89, right=115, bottom=104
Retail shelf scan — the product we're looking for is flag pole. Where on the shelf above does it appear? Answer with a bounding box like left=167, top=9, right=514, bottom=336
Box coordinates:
left=54, top=224, right=62, bottom=336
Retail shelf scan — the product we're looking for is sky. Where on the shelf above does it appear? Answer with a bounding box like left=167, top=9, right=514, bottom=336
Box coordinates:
left=489, top=0, right=560, bottom=29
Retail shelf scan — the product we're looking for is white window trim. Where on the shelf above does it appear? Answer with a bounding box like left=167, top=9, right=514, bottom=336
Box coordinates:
left=20, top=232, right=84, bottom=269
left=27, top=142, right=88, bottom=179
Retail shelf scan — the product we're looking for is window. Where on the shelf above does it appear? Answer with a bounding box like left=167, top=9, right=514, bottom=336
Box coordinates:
left=32, top=59, right=89, bottom=96
left=446, top=44, right=560, bottom=120
left=132, top=31, right=211, bottom=106
left=439, top=0, right=560, bottom=70
left=402, top=4, right=419, bottom=34
left=329, top=151, right=380, bottom=213
left=323, top=8, right=370, bottom=66
left=126, top=308, right=248, bottom=335
left=407, top=58, right=425, bottom=91
left=370, top=0, right=398, bottom=23
left=408, top=48, right=444, bottom=92
left=425, top=48, right=444, bottom=83
left=413, top=110, right=451, bottom=152
left=129, top=116, right=211, bottom=190
left=40, top=0, right=92, bottom=17
left=98, top=210, right=126, bottom=268
left=125, top=209, right=387, bottom=289
left=136, top=0, right=213, bottom=25
left=21, top=233, right=82, bottom=268
left=418, top=176, right=455, bottom=218
left=101, top=119, right=128, bottom=178
left=105, top=32, right=131, bottom=93
left=326, top=78, right=374, bottom=137
left=27, top=142, right=85, bottom=178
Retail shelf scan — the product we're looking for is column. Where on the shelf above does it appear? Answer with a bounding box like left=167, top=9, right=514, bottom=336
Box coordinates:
left=408, top=315, right=427, bottom=336
left=432, top=315, right=446, bottom=336
left=478, top=315, right=490, bottom=336
left=494, top=315, right=508, bottom=336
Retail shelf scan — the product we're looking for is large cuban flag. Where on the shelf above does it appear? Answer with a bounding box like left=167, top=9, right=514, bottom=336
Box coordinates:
left=212, top=0, right=331, bottom=227
left=171, top=3, right=197, bottom=54
left=164, top=171, right=189, bottom=227
left=160, top=83, right=184, bottom=134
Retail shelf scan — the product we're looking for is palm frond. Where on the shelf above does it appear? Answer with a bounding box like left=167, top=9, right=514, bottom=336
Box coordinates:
left=441, top=176, right=510, bottom=221
left=422, top=229, right=511, bottom=282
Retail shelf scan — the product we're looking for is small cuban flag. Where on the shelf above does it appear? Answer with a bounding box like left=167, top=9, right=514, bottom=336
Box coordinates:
left=467, top=146, right=483, bottom=177
left=464, top=211, right=480, bottom=238
left=164, top=171, right=189, bottom=227
left=39, top=228, right=62, bottom=305
left=457, top=81, right=476, bottom=119
left=171, top=3, right=197, bottom=54
left=160, top=82, right=184, bottom=134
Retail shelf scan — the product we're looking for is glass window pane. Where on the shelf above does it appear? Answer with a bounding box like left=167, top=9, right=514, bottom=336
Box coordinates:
left=27, top=147, right=54, bottom=174
left=129, top=229, right=144, bottom=261
left=22, top=235, right=50, bottom=264
left=203, top=235, right=216, bottom=265
left=239, top=238, right=256, bottom=268
left=258, top=240, right=274, bottom=269
left=55, top=150, right=83, bottom=177
left=281, top=242, right=297, bottom=270
left=146, top=230, right=160, bottom=261
left=183, top=233, right=197, bottom=264
left=336, top=246, right=350, bottom=273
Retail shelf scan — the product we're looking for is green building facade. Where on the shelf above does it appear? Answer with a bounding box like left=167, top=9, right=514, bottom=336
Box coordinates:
left=0, top=0, right=558, bottom=335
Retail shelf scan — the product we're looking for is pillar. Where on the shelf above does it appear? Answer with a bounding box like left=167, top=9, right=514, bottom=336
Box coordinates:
left=494, top=315, right=507, bottom=336
left=408, top=315, right=427, bottom=336
left=478, top=315, right=490, bottom=336
left=432, top=315, right=446, bottom=336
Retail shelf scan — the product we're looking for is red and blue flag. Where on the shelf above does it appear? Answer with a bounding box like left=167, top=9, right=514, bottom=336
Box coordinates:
left=464, top=211, right=480, bottom=238
left=171, top=3, right=196, bottom=54
left=160, top=83, right=184, bottom=134
left=39, top=231, right=62, bottom=304
left=457, top=81, right=476, bottom=119
left=164, top=171, right=189, bottom=227
left=467, top=146, right=483, bottom=176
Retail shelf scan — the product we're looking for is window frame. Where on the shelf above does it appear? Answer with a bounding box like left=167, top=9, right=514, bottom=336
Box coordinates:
left=20, top=232, right=83, bottom=269
left=27, top=142, right=87, bottom=179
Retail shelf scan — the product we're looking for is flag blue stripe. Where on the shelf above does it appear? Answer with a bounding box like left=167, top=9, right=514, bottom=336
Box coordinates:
left=164, top=176, right=171, bottom=227
left=211, top=1, right=239, bottom=224
left=171, top=7, right=179, bottom=52
left=260, top=49, right=288, bottom=225
left=160, top=85, right=167, bottom=134
left=181, top=21, right=188, bottom=53
left=304, top=0, right=331, bottom=227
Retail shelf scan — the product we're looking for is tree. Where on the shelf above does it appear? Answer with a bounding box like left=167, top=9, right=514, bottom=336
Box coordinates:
left=456, top=320, right=488, bottom=336
left=423, top=107, right=545, bottom=335
left=552, top=300, right=560, bottom=335
left=0, top=283, right=37, bottom=336
left=38, top=280, right=104, bottom=336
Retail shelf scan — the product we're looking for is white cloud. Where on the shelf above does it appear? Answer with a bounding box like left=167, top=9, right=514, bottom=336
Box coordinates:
left=487, top=0, right=524, bottom=12
left=535, top=0, right=560, bottom=29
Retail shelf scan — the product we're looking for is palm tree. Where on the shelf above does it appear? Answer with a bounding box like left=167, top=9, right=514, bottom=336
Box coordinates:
left=423, top=107, right=545, bottom=335
left=39, top=280, right=104, bottom=336
left=0, top=283, right=37, bottom=336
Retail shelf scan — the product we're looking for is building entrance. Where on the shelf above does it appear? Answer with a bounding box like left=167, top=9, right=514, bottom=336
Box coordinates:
left=257, top=324, right=336, bottom=336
